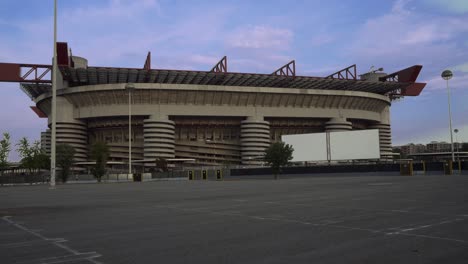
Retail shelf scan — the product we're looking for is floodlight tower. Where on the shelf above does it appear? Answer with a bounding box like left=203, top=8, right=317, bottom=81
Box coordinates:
left=441, top=70, right=455, bottom=162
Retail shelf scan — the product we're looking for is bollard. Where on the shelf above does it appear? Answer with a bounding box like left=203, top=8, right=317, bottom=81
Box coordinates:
left=400, top=161, right=413, bottom=176
left=443, top=161, right=453, bottom=175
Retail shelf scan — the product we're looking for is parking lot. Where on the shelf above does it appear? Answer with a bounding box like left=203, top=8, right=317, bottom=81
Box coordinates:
left=1, top=175, right=468, bottom=263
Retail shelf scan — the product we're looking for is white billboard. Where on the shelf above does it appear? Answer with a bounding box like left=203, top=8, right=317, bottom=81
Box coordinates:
left=329, top=129, right=380, bottom=160
left=282, top=129, right=381, bottom=162
left=282, top=133, right=328, bottom=162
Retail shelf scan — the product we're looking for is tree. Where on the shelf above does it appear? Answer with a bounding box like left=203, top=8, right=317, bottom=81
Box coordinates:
left=56, top=144, right=75, bottom=183
left=90, top=142, right=109, bottom=182
left=17, top=137, right=50, bottom=174
left=264, top=141, right=294, bottom=179
left=0, top=132, right=11, bottom=175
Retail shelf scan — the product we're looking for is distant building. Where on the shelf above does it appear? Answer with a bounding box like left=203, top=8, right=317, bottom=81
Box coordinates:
left=400, top=143, right=426, bottom=155
left=426, top=141, right=464, bottom=153
left=394, top=141, right=467, bottom=161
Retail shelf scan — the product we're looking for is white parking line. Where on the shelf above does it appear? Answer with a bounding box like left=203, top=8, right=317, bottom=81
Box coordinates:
left=387, top=218, right=467, bottom=235
left=154, top=203, right=468, bottom=245
left=2, top=216, right=103, bottom=264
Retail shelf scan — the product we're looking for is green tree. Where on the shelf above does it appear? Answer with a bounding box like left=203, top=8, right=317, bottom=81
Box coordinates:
left=90, top=142, right=109, bottom=182
left=17, top=137, right=35, bottom=174
left=56, top=144, right=75, bottom=183
left=17, top=137, right=49, bottom=174
left=264, top=141, right=294, bottom=180
left=0, top=132, right=11, bottom=175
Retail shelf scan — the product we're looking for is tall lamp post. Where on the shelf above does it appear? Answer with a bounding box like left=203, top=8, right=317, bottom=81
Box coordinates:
left=125, top=83, right=135, bottom=177
left=441, top=70, right=455, bottom=162
left=50, top=0, right=58, bottom=188
left=454, top=129, right=459, bottom=161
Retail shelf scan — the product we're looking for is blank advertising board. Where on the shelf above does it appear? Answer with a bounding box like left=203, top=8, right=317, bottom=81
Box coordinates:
left=282, top=133, right=328, bottom=162
left=329, top=129, right=380, bottom=160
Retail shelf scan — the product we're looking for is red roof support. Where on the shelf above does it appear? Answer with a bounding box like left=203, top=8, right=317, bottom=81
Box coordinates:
left=144, top=52, right=151, bottom=70
left=211, top=56, right=227, bottom=73
left=326, top=64, right=357, bottom=80
left=381, top=65, right=426, bottom=98
left=56, top=42, right=69, bottom=66
left=30, top=106, right=47, bottom=118
left=272, top=60, right=295, bottom=77
left=379, top=65, right=423, bottom=83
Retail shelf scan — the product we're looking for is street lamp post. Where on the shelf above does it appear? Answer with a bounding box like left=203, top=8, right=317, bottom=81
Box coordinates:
left=125, top=83, right=135, bottom=177
left=454, top=129, right=459, bottom=161
left=441, top=70, right=455, bottom=162
left=50, top=0, right=58, bottom=188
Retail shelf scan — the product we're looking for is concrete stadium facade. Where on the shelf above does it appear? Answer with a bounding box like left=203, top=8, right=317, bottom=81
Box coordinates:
left=36, top=81, right=393, bottom=165
left=4, top=45, right=426, bottom=166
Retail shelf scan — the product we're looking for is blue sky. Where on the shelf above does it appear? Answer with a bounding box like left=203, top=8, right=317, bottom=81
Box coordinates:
left=1, top=0, right=467, bottom=161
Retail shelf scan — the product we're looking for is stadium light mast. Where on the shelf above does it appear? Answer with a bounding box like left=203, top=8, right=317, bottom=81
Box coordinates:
left=441, top=70, right=455, bottom=163
left=125, top=83, right=135, bottom=177
left=50, top=0, right=58, bottom=188
left=454, top=128, right=459, bottom=161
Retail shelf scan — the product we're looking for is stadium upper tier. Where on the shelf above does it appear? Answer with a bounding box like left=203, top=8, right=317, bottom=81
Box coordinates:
left=58, top=66, right=412, bottom=94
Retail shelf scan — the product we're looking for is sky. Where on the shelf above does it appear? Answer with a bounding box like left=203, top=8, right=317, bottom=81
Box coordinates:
left=0, top=0, right=467, bottom=161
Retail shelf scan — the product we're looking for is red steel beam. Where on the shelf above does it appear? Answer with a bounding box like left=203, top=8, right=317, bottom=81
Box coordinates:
left=379, top=65, right=423, bottom=83
left=30, top=106, right=47, bottom=118
left=57, top=42, right=69, bottom=66
left=402, top=82, right=426, bottom=96
left=0, top=63, right=52, bottom=83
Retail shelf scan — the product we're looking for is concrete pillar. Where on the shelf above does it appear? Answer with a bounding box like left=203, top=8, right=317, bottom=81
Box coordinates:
left=41, top=129, right=51, bottom=155
left=48, top=97, right=88, bottom=162
left=143, top=116, right=175, bottom=160
left=369, top=123, right=392, bottom=158
left=240, top=117, right=270, bottom=165
left=325, top=117, right=352, bottom=132
left=56, top=121, right=88, bottom=162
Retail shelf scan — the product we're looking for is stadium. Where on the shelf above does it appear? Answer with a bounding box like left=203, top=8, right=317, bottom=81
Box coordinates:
left=0, top=42, right=426, bottom=166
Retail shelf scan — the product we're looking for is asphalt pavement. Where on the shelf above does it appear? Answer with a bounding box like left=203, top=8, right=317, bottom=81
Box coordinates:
left=1, top=175, right=468, bottom=263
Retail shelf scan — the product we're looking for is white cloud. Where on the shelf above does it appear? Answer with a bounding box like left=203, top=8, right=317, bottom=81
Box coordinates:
left=226, top=25, right=293, bottom=50
left=453, top=62, right=468, bottom=73
left=424, top=0, right=468, bottom=14
left=310, top=34, right=334, bottom=47
left=422, top=73, right=468, bottom=92
left=347, top=0, right=468, bottom=67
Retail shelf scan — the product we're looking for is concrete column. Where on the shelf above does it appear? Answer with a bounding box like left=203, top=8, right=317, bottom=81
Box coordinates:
left=56, top=121, right=88, bottom=162
left=48, top=97, right=88, bottom=162
left=143, top=116, right=175, bottom=160
left=369, top=123, right=392, bottom=158
left=41, top=129, right=51, bottom=155
left=325, top=117, right=352, bottom=132
left=240, top=117, right=270, bottom=165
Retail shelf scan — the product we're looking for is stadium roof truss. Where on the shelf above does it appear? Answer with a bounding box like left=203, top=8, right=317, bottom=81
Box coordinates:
left=1, top=42, right=426, bottom=100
